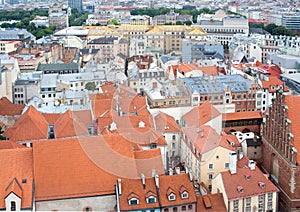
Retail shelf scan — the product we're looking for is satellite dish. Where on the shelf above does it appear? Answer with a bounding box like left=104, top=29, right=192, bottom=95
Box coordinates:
left=54, top=100, right=60, bottom=106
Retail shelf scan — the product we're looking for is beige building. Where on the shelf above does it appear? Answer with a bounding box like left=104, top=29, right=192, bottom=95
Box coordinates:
left=84, top=25, right=206, bottom=54
left=212, top=155, right=279, bottom=212
left=180, top=125, right=235, bottom=191
left=0, top=58, right=20, bottom=101
left=0, top=41, right=21, bottom=54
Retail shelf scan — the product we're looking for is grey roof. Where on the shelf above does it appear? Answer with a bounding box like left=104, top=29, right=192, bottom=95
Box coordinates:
left=180, top=74, right=254, bottom=95
left=80, top=48, right=99, bottom=54
left=88, top=36, right=118, bottom=44
left=37, top=62, right=78, bottom=72
left=14, top=79, right=39, bottom=86
left=0, top=28, right=35, bottom=40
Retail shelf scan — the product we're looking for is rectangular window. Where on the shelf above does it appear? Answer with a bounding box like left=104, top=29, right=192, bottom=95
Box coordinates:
left=225, top=163, right=229, bottom=169
left=208, top=173, right=213, bottom=180
left=208, top=164, right=214, bottom=170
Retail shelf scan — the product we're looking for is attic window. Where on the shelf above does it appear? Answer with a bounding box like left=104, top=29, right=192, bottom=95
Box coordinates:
left=168, top=193, right=176, bottom=201
left=237, top=186, right=244, bottom=193
left=146, top=196, right=156, bottom=204
left=259, top=182, right=265, bottom=189
left=22, top=179, right=27, bottom=184
left=181, top=191, right=188, bottom=199
left=150, top=142, right=157, bottom=149
left=129, top=198, right=139, bottom=205
left=245, top=175, right=251, bottom=180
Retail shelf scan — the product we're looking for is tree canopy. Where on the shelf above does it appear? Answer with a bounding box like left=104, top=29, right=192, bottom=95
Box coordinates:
left=85, top=82, right=96, bottom=91
left=249, top=22, right=293, bottom=36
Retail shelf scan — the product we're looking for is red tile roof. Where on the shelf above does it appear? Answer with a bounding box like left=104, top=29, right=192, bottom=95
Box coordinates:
left=285, top=95, right=300, bottom=163
left=183, top=102, right=221, bottom=127
left=33, top=135, right=164, bottom=201
left=119, top=173, right=196, bottom=210
left=196, top=193, right=227, bottom=211
left=4, top=106, right=48, bottom=141
left=221, top=158, right=279, bottom=200
left=118, top=177, right=160, bottom=210
left=154, top=112, right=180, bottom=133
left=0, top=97, right=24, bottom=116
left=261, top=76, right=288, bottom=93
left=0, top=148, right=33, bottom=209
left=54, top=110, right=88, bottom=138
left=159, top=174, right=197, bottom=207
left=0, top=140, right=26, bottom=149
left=182, top=126, right=235, bottom=154
left=222, top=111, right=262, bottom=121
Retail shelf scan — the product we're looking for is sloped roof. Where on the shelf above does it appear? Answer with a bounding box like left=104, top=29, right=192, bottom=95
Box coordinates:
left=154, top=112, right=180, bottom=133
left=159, top=174, right=197, bottom=207
left=0, top=97, right=24, bottom=116
left=183, top=102, right=221, bottom=127
left=285, top=95, right=300, bottom=163
left=0, top=148, right=33, bottom=209
left=4, top=106, right=48, bottom=141
left=197, top=193, right=227, bottom=211
left=33, top=135, right=164, bottom=201
left=54, top=110, right=88, bottom=138
left=182, top=125, right=235, bottom=154
left=222, top=111, right=262, bottom=121
left=221, top=158, right=279, bottom=200
left=261, top=76, right=288, bottom=93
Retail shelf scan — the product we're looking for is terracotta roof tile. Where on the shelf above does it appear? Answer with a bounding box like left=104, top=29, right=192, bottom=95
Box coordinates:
left=159, top=174, right=197, bottom=207
left=0, top=148, right=33, bottom=209
left=261, top=76, right=288, bottom=93
left=183, top=102, right=221, bottom=127
left=285, top=95, right=300, bottom=163
left=222, top=111, right=262, bottom=121
left=196, top=193, right=227, bottom=211
left=54, top=110, right=89, bottom=138
left=0, top=97, right=24, bottom=116
left=182, top=126, right=235, bottom=154
left=0, top=140, right=26, bottom=149
left=221, top=158, right=279, bottom=200
left=33, top=135, right=164, bottom=201
left=154, top=112, right=180, bottom=133
left=119, top=177, right=160, bottom=210
left=3, top=106, right=48, bottom=142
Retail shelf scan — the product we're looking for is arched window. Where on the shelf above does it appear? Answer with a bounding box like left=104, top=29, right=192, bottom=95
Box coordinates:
left=11, top=201, right=16, bottom=211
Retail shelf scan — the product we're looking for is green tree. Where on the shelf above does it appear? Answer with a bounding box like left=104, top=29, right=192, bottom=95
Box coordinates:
left=85, top=82, right=96, bottom=91
left=107, top=19, right=120, bottom=25
left=184, top=20, right=192, bottom=25
left=265, top=23, right=277, bottom=33
left=176, top=21, right=182, bottom=25
left=272, top=26, right=292, bottom=36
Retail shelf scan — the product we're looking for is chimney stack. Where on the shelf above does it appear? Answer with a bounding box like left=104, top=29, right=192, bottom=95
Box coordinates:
left=248, top=160, right=256, bottom=170
left=229, top=152, right=237, bottom=174
left=155, top=174, right=159, bottom=188
left=117, top=179, right=122, bottom=195
left=169, top=168, right=173, bottom=175
left=188, top=170, right=193, bottom=182
left=141, top=173, right=146, bottom=189
left=152, top=169, right=156, bottom=177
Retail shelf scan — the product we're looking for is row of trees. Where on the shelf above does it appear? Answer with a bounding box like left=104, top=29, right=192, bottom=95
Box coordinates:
left=0, top=9, right=56, bottom=39
left=130, top=8, right=215, bottom=23
left=249, top=22, right=294, bottom=36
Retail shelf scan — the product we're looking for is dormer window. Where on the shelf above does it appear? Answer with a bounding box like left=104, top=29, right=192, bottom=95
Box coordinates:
left=146, top=196, right=156, bottom=204
left=181, top=191, right=188, bottom=199
left=237, top=186, right=244, bottom=193
left=150, top=142, right=157, bottom=149
left=245, top=174, right=251, bottom=180
left=168, top=193, right=176, bottom=201
left=129, top=198, right=139, bottom=205
left=258, top=182, right=265, bottom=189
